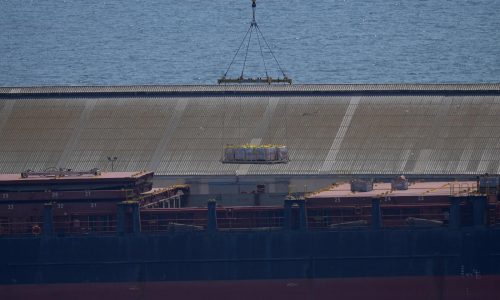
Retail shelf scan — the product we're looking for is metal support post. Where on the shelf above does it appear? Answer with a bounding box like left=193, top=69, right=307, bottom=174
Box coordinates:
left=283, top=199, right=307, bottom=230
left=298, top=201, right=307, bottom=231
left=253, top=193, right=261, bottom=206
left=116, top=202, right=140, bottom=234
left=371, top=198, right=381, bottom=230
left=471, top=195, right=486, bottom=228
left=116, top=202, right=126, bottom=235
left=107, top=156, right=117, bottom=172
left=131, top=202, right=141, bottom=234
left=42, top=203, right=53, bottom=237
left=449, top=196, right=461, bottom=230
left=284, top=200, right=292, bottom=230
left=207, top=199, right=218, bottom=232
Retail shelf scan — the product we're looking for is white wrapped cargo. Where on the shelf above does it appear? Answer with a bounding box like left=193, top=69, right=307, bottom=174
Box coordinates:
left=224, top=147, right=235, bottom=162
left=222, top=144, right=288, bottom=164
left=266, top=147, right=276, bottom=161
left=277, top=146, right=289, bottom=161
left=245, top=147, right=256, bottom=161
left=234, top=147, right=245, bottom=160
left=256, top=147, right=266, bottom=160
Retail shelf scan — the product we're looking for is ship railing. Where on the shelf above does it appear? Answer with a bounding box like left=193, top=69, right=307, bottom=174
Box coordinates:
left=380, top=206, right=449, bottom=228
left=217, top=216, right=284, bottom=230
left=450, top=183, right=474, bottom=196
left=141, top=217, right=207, bottom=232
left=0, top=218, right=118, bottom=236
left=0, top=220, right=44, bottom=236
left=306, top=206, right=371, bottom=230
left=308, top=215, right=370, bottom=230
left=218, top=226, right=283, bottom=232
left=52, top=219, right=117, bottom=235
left=140, top=215, right=285, bottom=232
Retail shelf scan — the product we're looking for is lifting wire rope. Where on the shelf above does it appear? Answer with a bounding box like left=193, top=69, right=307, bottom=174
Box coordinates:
left=218, top=0, right=292, bottom=85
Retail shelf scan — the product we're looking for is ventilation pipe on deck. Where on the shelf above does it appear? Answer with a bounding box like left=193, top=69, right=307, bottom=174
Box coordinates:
left=471, top=196, right=487, bottom=228
left=371, top=198, right=381, bottom=230
left=116, top=203, right=126, bottom=235
left=284, top=199, right=307, bottom=231
left=116, top=202, right=141, bottom=234
left=131, top=202, right=141, bottom=234
left=42, top=203, right=54, bottom=238
left=449, top=196, right=461, bottom=230
left=207, top=199, right=218, bottom=232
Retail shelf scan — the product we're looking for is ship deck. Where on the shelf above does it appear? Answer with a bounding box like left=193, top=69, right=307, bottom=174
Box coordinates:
left=308, top=180, right=477, bottom=199
left=0, top=171, right=151, bottom=182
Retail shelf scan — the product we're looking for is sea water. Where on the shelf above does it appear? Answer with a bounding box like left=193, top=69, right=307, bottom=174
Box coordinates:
left=0, top=0, right=499, bottom=86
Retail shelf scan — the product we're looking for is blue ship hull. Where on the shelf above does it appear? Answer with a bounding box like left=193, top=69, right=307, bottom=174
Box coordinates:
left=2, top=227, right=500, bottom=299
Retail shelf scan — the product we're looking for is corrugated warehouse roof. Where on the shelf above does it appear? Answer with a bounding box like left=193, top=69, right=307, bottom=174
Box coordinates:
left=0, top=84, right=499, bottom=176
left=1, top=83, right=500, bottom=94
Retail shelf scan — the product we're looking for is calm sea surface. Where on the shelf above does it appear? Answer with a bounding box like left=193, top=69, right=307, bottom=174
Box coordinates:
left=0, top=0, right=499, bottom=86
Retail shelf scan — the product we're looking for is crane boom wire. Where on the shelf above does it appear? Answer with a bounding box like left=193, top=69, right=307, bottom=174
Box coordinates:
left=255, top=24, right=287, bottom=78
left=241, top=28, right=253, bottom=78
left=223, top=26, right=253, bottom=77
left=255, top=26, right=268, bottom=78
left=219, top=0, right=291, bottom=84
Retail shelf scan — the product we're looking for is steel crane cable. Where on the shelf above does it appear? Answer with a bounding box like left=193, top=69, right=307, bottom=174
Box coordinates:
left=221, top=0, right=289, bottom=82
left=240, top=28, right=254, bottom=78
left=255, top=27, right=269, bottom=78
left=223, top=26, right=253, bottom=78
left=255, top=24, right=287, bottom=78
left=225, top=23, right=284, bottom=80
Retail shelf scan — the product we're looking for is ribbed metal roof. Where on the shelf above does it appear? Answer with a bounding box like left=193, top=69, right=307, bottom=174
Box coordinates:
left=0, top=84, right=499, bottom=176
left=1, top=83, right=500, bottom=95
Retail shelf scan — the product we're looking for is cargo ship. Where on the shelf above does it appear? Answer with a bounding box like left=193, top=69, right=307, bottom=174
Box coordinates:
left=1, top=170, right=500, bottom=299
